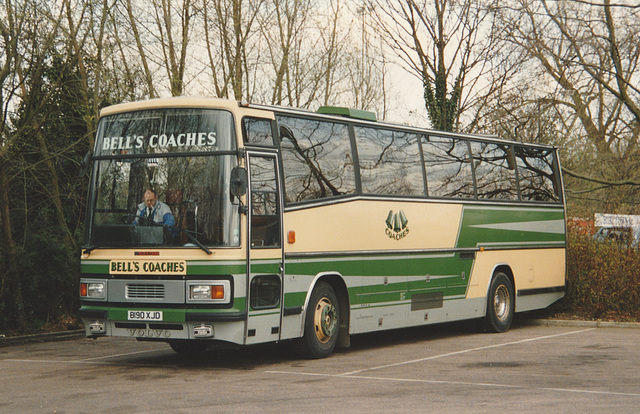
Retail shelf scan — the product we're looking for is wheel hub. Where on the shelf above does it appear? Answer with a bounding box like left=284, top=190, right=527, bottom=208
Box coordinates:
left=314, top=298, right=337, bottom=343
left=493, top=285, right=510, bottom=322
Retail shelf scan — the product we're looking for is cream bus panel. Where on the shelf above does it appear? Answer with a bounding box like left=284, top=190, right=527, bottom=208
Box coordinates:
left=285, top=200, right=463, bottom=253
left=465, top=248, right=566, bottom=300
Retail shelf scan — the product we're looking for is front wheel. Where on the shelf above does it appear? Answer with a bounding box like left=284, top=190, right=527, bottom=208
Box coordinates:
left=482, top=273, right=514, bottom=333
left=298, top=282, right=340, bottom=359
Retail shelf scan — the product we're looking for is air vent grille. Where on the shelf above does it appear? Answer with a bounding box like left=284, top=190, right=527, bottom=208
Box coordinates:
left=126, top=284, right=165, bottom=299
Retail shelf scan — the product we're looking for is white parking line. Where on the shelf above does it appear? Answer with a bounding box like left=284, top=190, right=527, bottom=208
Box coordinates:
left=2, top=346, right=170, bottom=366
left=264, top=370, right=640, bottom=398
left=2, top=358, right=175, bottom=368
left=82, top=347, right=167, bottom=361
left=266, top=328, right=637, bottom=399
left=339, top=328, right=596, bottom=376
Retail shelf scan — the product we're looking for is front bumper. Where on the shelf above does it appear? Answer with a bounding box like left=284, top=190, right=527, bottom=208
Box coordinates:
left=79, top=306, right=247, bottom=343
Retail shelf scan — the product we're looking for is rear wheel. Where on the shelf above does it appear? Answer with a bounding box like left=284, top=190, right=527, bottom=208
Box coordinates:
left=482, top=272, right=514, bottom=333
left=298, top=282, right=340, bottom=359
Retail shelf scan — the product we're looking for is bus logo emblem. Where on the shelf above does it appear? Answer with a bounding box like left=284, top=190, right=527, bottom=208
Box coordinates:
left=385, top=210, right=409, bottom=240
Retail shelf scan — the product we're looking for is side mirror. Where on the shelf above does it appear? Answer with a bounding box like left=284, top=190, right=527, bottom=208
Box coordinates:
left=230, top=166, right=248, bottom=198
left=78, top=150, right=93, bottom=177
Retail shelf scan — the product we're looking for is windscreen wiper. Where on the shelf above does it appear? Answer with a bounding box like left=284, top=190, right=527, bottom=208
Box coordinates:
left=165, top=224, right=212, bottom=255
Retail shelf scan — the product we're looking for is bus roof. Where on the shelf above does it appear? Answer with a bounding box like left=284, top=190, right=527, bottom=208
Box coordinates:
left=98, top=96, right=242, bottom=118
left=97, top=96, right=558, bottom=150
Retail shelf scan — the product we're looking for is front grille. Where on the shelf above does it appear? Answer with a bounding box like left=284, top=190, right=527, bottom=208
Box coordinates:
left=126, top=284, right=165, bottom=299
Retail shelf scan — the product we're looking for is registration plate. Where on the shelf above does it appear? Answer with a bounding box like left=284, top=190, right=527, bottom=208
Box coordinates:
left=128, top=310, right=163, bottom=321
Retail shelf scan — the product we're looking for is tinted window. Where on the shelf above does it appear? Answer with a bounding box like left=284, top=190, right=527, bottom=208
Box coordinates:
left=277, top=115, right=356, bottom=203
left=471, top=142, right=518, bottom=200
left=250, top=275, right=281, bottom=310
left=243, top=118, right=274, bottom=146
left=354, top=126, right=424, bottom=196
left=423, top=136, right=475, bottom=198
left=515, top=147, right=560, bottom=202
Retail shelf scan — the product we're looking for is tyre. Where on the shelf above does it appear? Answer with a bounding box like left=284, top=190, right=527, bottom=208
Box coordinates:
left=482, top=272, right=515, bottom=333
left=298, top=281, right=340, bottom=359
left=169, top=340, right=207, bottom=355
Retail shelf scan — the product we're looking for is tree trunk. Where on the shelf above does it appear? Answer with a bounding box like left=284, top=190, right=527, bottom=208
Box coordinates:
left=35, top=131, right=75, bottom=249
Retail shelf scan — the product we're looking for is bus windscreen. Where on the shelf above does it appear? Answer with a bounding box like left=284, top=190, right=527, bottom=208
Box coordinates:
left=87, top=109, right=241, bottom=248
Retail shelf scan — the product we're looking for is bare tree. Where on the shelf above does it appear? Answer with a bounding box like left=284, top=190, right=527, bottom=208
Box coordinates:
left=348, top=4, right=389, bottom=116
left=203, top=0, right=264, bottom=100
left=367, top=0, right=502, bottom=131
left=119, top=0, right=198, bottom=97
left=121, top=0, right=154, bottom=96
left=153, top=0, right=196, bottom=96
left=543, top=0, right=640, bottom=128
left=488, top=0, right=640, bottom=212
left=259, top=0, right=310, bottom=105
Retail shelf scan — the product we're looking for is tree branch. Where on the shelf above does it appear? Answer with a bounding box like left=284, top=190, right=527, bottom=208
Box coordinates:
left=562, top=167, right=640, bottom=186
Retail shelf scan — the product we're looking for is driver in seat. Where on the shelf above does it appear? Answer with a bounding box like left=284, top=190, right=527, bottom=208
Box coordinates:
left=134, top=188, right=175, bottom=227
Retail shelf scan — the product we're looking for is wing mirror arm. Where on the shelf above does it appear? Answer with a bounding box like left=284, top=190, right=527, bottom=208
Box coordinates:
left=230, top=166, right=248, bottom=214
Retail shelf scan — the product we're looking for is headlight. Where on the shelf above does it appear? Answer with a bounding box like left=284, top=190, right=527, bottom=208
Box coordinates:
left=80, top=281, right=106, bottom=299
left=190, top=285, right=222, bottom=300
left=187, top=281, right=230, bottom=303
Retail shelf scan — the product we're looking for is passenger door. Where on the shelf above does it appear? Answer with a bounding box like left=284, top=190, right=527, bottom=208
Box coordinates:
left=245, top=152, right=284, bottom=345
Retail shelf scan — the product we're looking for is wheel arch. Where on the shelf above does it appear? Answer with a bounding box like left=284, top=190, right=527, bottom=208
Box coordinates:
left=482, top=264, right=517, bottom=333
left=301, top=272, right=351, bottom=349
left=487, top=264, right=516, bottom=311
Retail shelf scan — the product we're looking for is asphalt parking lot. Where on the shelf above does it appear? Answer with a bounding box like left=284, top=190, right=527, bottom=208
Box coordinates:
left=1, top=318, right=639, bottom=413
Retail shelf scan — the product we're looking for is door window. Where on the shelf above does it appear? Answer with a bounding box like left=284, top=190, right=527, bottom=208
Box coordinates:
left=249, top=156, right=281, bottom=248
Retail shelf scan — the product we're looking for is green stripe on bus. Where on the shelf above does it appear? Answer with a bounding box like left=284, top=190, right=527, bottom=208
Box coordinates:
left=250, top=259, right=280, bottom=273
left=81, top=261, right=109, bottom=274
left=456, top=206, right=565, bottom=248
left=284, top=251, right=474, bottom=307
left=285, top=253, right=469, bottom=278
left=188, top=263, right=246, bottom=275
left=109, top=308, right=185, bottom=322
left=284, top=291, right=307, bottom=308
left=105, top=303, right=247, bottom=322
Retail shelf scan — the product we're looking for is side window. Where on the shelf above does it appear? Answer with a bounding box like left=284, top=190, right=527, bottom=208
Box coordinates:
left=423, top=136, right=475, bottom=199
left=354, top=126, right=424, bottom=196
left=243, top=118, right=274, bottom=146
left=470, top=142, right=518, bottom=200
left=515, top=146, right=560, bottom=202
left=277, top=115, right=356, bottom=203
